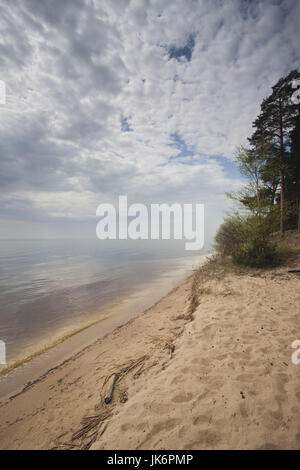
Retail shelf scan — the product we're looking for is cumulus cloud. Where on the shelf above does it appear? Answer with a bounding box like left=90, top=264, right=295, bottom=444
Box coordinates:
left=0, top=0, right=299, bottom=237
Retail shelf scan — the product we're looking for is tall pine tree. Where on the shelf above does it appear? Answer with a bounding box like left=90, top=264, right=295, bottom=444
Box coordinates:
left=248, top=69, right=300, bottom=234
left=287, top=114, right=300, bottom=230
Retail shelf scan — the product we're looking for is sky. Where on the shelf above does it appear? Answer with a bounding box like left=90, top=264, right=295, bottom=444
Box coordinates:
left=0, top=0, right=299, bottom=240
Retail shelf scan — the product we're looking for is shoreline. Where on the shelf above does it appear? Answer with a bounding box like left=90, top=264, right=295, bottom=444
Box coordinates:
left=0, top=252, right=299, bottom=449
left=1, top=254, right=204, bottom=374
left=0, top=271, right=194, bottom=450
left=0, top=256, right=206, bottom=400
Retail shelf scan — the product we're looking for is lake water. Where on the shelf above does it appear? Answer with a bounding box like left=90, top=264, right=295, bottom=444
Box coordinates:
left=0, top=238, right=208, bottom=368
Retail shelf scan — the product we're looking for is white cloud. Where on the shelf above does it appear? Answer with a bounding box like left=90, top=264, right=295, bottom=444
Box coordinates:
left=0, top=0, right=299, bottom=238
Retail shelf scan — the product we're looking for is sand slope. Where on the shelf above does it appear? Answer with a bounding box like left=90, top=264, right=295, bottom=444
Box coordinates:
left=0, top=264, right=299, bottom=450
left=91, top=268, right=300, bottom=450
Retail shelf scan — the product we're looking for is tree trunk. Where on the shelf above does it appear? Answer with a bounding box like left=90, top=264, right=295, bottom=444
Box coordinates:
left=298, top=200, right=300, bottom=232
left=279, top=99, right=285, bottom=235
left=280, top=169, right=284, bottom=235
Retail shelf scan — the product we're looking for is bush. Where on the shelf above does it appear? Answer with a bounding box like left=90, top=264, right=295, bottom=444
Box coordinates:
left=214, top=215, right=245, bottom=255
left=232, top=239, right=277, bottom=267
left=215, top=214, right=277, bottom=268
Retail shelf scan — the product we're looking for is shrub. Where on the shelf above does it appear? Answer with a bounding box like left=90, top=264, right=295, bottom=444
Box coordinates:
left=215, top=214, right=277, bottom=268
left=232, top=239, right=277, bottom=267
left=214, top=215, right=245, bottom=255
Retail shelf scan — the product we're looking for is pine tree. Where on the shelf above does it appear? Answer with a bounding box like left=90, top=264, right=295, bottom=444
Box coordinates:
left=248, top=69, right=300, bottom=234
left=287, top=114, right=300, bottom=230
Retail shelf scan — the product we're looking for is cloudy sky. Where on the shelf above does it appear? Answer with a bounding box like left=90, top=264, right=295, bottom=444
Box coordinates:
left=0, top=0, right=299, bottom=239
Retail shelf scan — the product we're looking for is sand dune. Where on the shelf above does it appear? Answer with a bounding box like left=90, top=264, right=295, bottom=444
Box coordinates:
left=0, top=261, right=299, bottom=449
left=91, top=267, right=300, bottom=450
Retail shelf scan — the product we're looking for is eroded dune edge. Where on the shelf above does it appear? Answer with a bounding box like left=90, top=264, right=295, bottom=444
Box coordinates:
left=0, top=233, right=300, bottom=450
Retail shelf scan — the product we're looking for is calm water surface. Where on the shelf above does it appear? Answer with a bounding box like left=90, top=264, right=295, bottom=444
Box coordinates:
left=0, top=238, right=208, bottom=367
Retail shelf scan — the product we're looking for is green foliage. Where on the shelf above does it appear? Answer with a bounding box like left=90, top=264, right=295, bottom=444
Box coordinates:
left=286, top=114, right=300, bottom=203
left=232, top=239, right=277, bottom=268
left=215, top=214, right=277, bottom=268
left=248, top=69, right=300, bottom=150
left=216, top=70, right=300, bottom=268
left=214, top=215, right=245, bottom=255
left=247, top=69, right=300, bottom=233
left=282, top=200, right=299, bottom=229
left=228, top=144, right=278, bottom=216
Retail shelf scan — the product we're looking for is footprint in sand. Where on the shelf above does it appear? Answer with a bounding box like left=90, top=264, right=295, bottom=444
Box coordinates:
left=171, top=375, right=184, bottom=385
left=193, top=414, right=211, bottom=425
left=172, top=392, right=193, bottom=403
left=184, top=430, right=221, bottom=449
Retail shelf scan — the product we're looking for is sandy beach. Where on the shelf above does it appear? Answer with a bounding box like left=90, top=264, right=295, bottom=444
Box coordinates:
left=1, top=0, right=300, bottom=454
left=0, top=241, right=299, bottom=450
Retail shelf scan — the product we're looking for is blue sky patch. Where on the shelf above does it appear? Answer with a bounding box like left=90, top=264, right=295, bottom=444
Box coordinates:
left=168, top=34, right=195, bottom=62
left=168, top=132, right=194, bottom=163
left=167, top=133, right=241, bottom=179
left=121, top=116, right=133, bottom=132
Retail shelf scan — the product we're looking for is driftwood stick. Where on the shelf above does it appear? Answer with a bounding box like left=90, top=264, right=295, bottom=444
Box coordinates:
left=71, top=410, right=111, bottom=443
left=104, top=374, right=117, bottom=404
